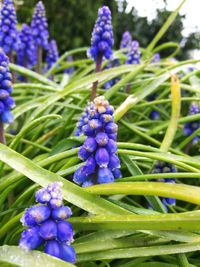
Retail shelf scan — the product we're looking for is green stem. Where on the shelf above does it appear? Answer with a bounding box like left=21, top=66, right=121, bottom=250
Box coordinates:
left=90, top=54, right=103, bottom=101
left=36, top=46, right=43, bottom=74
left=117, top=172, right=200, bottom=182
left=0, top=121, right=5, bottom=144
left=177, top=254, right=190, bottom=267
left=84, top=182, right=200, bottom=206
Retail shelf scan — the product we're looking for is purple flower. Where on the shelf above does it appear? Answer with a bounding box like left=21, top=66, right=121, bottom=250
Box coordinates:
left=39, top=220, right=57, bottom=240
left=19, top=226, right=43, bottom=251
left=87, top=6, right=114, bottom=61
left=57, top=221, right=74, bottom=243
left=147, top=94, right=160, bottom=120
left=52, top=206, right=72, bottom=221
left=17, top=24, right=37, bottom=69
left=149, top=110, right=160, bottom=120
left=120, top=31, right=132, bottom=50
left=19, top=182, right=76, bottom=264
left=73, top=96, right=121, bottom=186
left=64, top=55, right=74, bottom=75
left=0, top=0, right=20, bottom=54
left=184, top=103, right=200, bottom=144
left=153, top=161, right=177, bottom=209
left=0, top=49, right=14, bottom=123
left=20, top=205, right=51, bottom=227
left=31, top=1, right=49, bottom=50
left=126, top=40, right=141, bottom=65
left=152, top=53, right=160, bottom=63
left=44, top=241, right=76, bottom=263
left=45, top=40, right=59, bottom=71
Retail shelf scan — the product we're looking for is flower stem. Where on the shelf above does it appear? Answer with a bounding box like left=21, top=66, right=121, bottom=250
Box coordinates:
left=90, top=54, right=103, bottom=101
left=8, top=52, right=16, bottom=83
left=0, top=122, right=5, bottom=144
left=36, top=46, right=43, bottom=74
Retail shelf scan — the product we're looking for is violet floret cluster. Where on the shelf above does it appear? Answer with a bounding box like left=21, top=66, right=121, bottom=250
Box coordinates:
left=19, top=182, right=76, bottom=264
left=184, top=103, right=200, bottom=144
left=17, top=23, right=37, bottom=68
left=73, top=96, right=121, bottom=186
left=0, top=0, right=20, bottom=54
left=87, top=6, right=114, bottom=61
left=153, top=161, right=177, bottom=208
left=31, top=1, right=49, bottom=50
left=126, top=40, right=141, bottom=65
left=0, top=49, right=15, bottom=123
left=45, top=39, right=59, bottom=71
left=120, top=31, right=132, bottom=50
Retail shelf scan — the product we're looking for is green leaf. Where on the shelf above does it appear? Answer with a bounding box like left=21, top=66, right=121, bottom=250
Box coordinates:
left=146, top=0, right=186, bottom=52
left=50, top=139, right=81, bottom=156
left=121, top=154, right=142, bottom=176
left=0, top=245, right=76, bottom=267
left=77, top=242, right=200, bottom=262
left=0, top=143, right=131, bottom=215
left=70, top=212, right=200, bottom=231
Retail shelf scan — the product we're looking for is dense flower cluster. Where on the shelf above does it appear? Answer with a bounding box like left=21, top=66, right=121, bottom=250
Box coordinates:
left=73, top=96, right=121, bottom=186
left=19, top=182, right=76, bottom=264
left=17, top=24, right=37, bottom=68
left=45, top=40, right=59, bottom=71
left=184, top=102, right=200, bottom=143
left=87, top=6, right=114, bottom=61
left=103, top=58, right=120, bottom=89
left=126, top=40, right=141, bottom=64
left=31, top=1, right=49, bottom=49
left=120, top=31, right=132, bottom=50
left=0, top=0, right=20, bottom=54
left=153, top=161, right=177, bottom=207
left=151, top=53, right=160, bottom=63
left=0, top=49, right=15, bottom=123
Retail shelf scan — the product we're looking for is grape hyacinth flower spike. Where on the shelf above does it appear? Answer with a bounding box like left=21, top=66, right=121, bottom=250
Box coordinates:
left=31, top=1, right=49, bottom=73
left=45, top=40, right=59, bottom=72
left=19, top=182, right=76, bottom=264
left=64, top=55, right=75, bottom=75
left=126, top=40, right=141, bottom=65
left=153, top=161, right=177, bottom=209
left=73, top=96, right=121, bottom=186
left=17, top=24, right=37, bottom=70
left=87, top=6, right=114, bottom=100
left=151, top=53, right=160, bottom=63
left=184, top=102, right=200, bottom=144
left=0, top=0, right=20, bottom=59
left=120, top=31, right=132, bottom=52
left=0, top=49, right=15, bottom=143
left=125, top=40, right=140, bottom=92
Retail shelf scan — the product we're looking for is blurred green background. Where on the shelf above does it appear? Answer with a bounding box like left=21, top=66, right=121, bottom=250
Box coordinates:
left=15, top=0, right=200, bottom=59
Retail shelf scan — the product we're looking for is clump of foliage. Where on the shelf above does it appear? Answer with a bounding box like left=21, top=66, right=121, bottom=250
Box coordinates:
left=1, top=0, right=200, bottom=266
